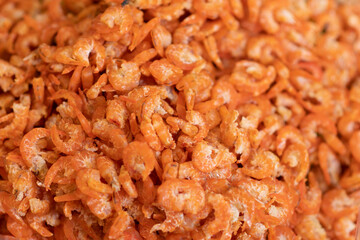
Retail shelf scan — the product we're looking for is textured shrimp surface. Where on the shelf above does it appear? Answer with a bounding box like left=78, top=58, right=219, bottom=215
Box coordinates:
left=1, top=0, right=360, bottom=239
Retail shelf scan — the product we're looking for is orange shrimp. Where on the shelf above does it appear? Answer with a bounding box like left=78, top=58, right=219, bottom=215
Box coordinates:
left=242, top=150, right=279, bottom=179
left=0, top=95, right=30, bottom=141
left=281, top=143, right=309, bottom=184
left=76, top=168, right=113, bottom=199
left=151, top=24, right=172, bottom=57
left=122, top=141, right=156, bottom=180
left=96, top=156, right=120, bottom=192
left=107, top=59, right=141, bottom=92
left=298, top=172, right=322, bottom=215
left=50, top=119, right=85, bottom=154
left=149, top=58, right=183, bottom=86
left=157, top=179, right=205, bottom=215
left=230, top=60, right=276, bottom=96
left=20, top=128, right=50, bottom=178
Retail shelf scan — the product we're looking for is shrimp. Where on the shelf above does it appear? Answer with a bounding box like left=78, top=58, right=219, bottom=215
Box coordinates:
left=149, top=58, right=183, bottom=86
left=122, top=141, right=156, bottom=180
left=242, top=150, right=280, bottom=179
left=157, top=179, right=205, bottom=215
left=151, top=24, right=172, bottom=57
left=298, top=172, right=322, bottom=215
left=281, top=143, right=309, bottom=184
left=0, top=59, right=25, bottom=84
left=107, top=210, right=133, bottom=239
left=76, top=168, right=113, bottom=199
left=294, top=215, right=327, bottom=240
left=202, top=193, right=232, bottom=239
left=6, top=217, right=34, bottom=239
left=96, top=156, right=120, bottom=192
left=20, top=128, right=50, bottom=179
left=0, top=95, right=30, bottom=141
left=176, top=71, right=213, bottom=110
left=119, top=165, right=138, bottom=198
left=11, top=169, right=39, bottom=213
left=246, top=35, right=284, bottom=64
left=192, top=141, right=224, bottom=173
left=321, top=189, right=356, bottom=219
left=165, top=44, right=201, bottom=71
left=318, top=143, right=341, bottom=185
left=300, top=113, right=337, bottom=146
left=100, top=5, right=133, bottom=35
left=152, top=113, right=175, bottom=149
left=26, top=211, right=60, bottom=237
left=107, top=59, right=141, bottom=92
left=338, top=109, right=360, bottom=139
left=106, top=96, right=129, bottom=129
left=275, top=93, right=305, bottom=127
left=230, top=60, right=276, bottom=96
left=86, top=73, right=107, bottom=100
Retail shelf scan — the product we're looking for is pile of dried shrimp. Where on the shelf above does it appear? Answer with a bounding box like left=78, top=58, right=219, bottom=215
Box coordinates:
left=1, top=0, right=360, bottom=239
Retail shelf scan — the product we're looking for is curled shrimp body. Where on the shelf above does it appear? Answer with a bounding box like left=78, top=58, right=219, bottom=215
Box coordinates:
left=230, top=60, right=276, bottom=96
left=242, top=150, right=279, bottom=179
left=152, top=113, right=176, bottom=149
left=246, top=35, right=284, bottom=64
left=12, top=169, right=39, bottom=213
left=100, top=5, right=134, bottom=35
left=149, top=58, right=183, bottom=86
left=73, top=37, right=106, bottom=73
left=202, top=193, right=231, bottom=239
left=192, top=141, right=223, bottom=173
left=106, top=96, right=129, bottom=129
left=300, top=113, right=337, bottom=145
left=0, top=95, right=30, bottom=141
left=294, top=215, right=327, bottom=240
left=96, top=156, right=120, bottom=192
left=276, top=125, right=305, bottom=156
left=50, top=120, right=85, bottom=155
left=122, top=141, right=156, bottom=180
left=298, top=172, right=322, bottom=215
left=321, top=189, right=356, bottom=219
left=165, top=44, right=201, bottom=71
left=20, top=128, right=50, bottom=178
left=107, top=59, right=141, bottom=92
left=151, top=24, right=172, bottom=57
left=281, top=143, right=309, bottom=184
left=318, top=143, right=341, bottom=185
left=157, top=179, right=205, bottom=215
left=76, top=168, right=113, bottom=199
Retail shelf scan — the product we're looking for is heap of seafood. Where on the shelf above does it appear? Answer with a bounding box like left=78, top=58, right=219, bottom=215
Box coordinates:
left=1, top=0, right=360, bottom=239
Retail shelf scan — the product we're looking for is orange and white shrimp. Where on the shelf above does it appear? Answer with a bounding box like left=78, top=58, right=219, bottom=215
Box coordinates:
left=96, top=156, right=120, bottom=192
left=106, top=96, right=129, bottom=129
left=202, top=193, right=232, bottom=239
left=157, top=179, right=205, bottom=215
left=298, top=172, right=322, bottom=215
left=230, top=60, right=276, bottom=96
left=151, top=24, right=172, bottom=57
left=122, top=141, right=156, bottom=180
left=242, top=150, right=280, bottom=179
left=281, top=143, right=309, bottom=184
left=100, top=5, right=134, bottom=35
left=318, top=143, right=341, bottom=185
left=149, top=58, right=183, bottom=86
left=107, top=59, right=141, bottom=92
left=76, top=168, right=113, bottom=199
left=0, top=95, right=30, bottom=141
left=20, top=127, right=50, bottom=179
left=50, top=119, right=85, bottom=155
